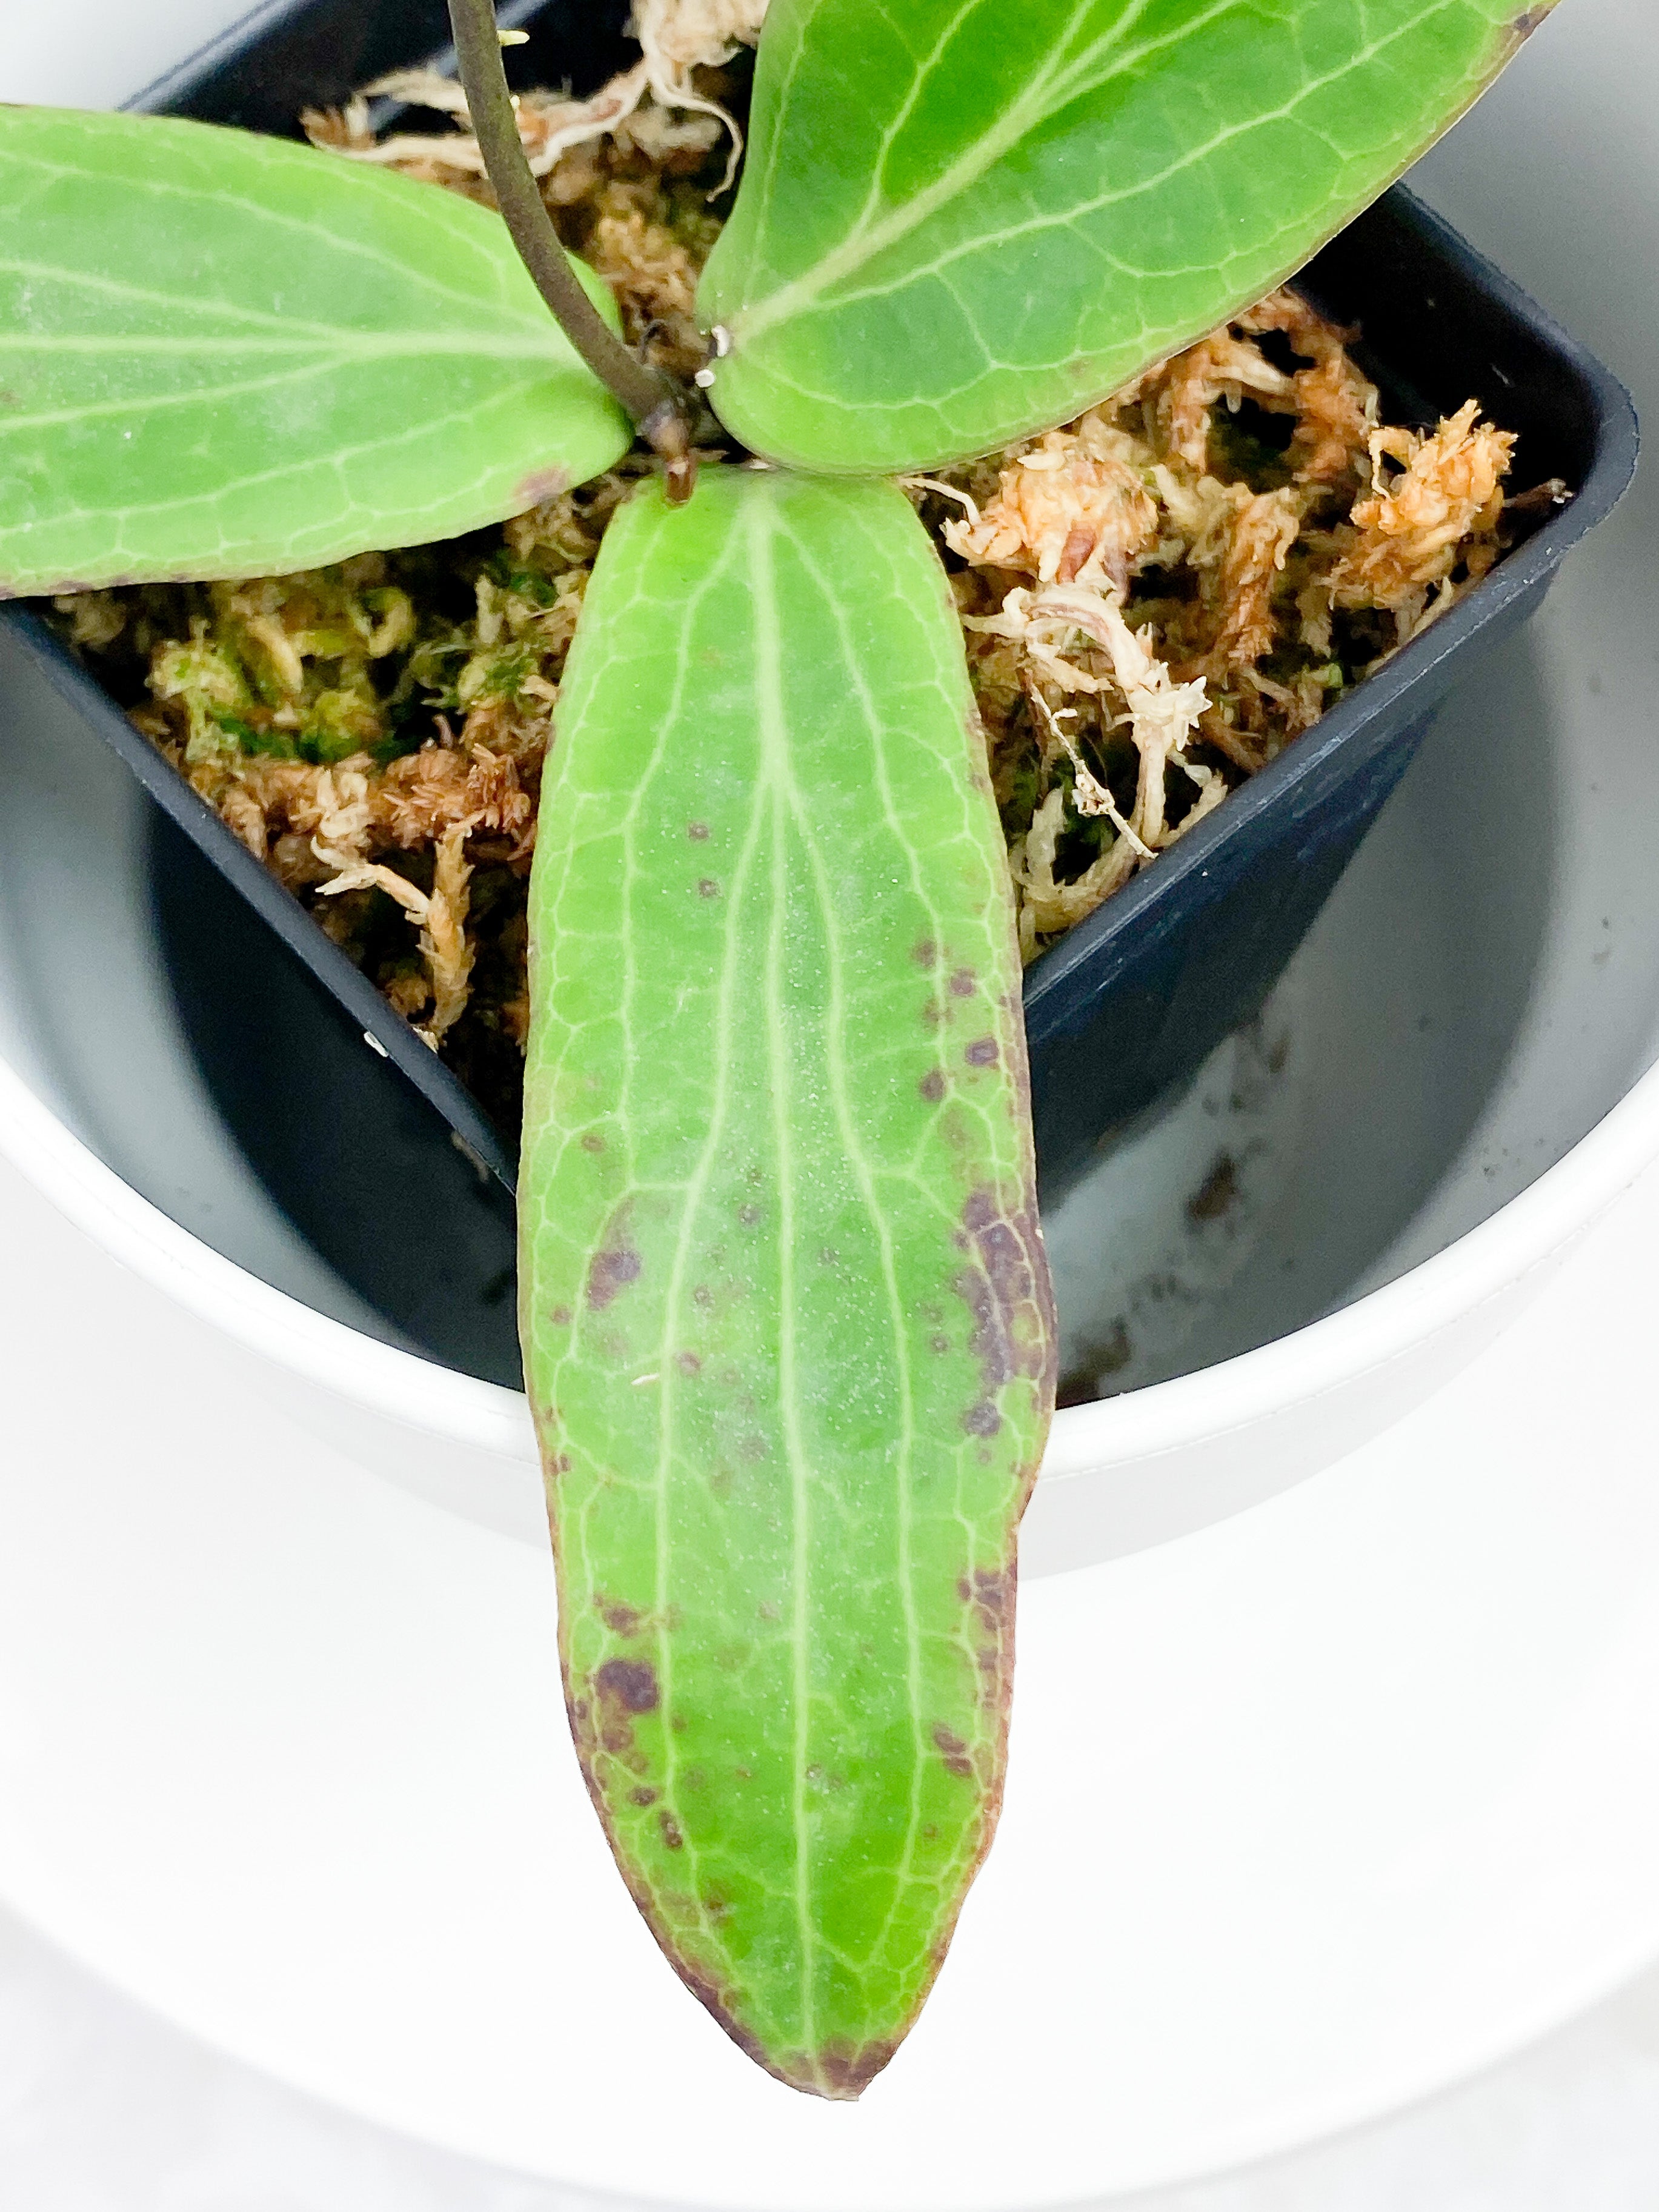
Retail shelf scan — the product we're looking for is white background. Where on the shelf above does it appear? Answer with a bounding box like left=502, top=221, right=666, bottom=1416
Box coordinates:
left=2, top=1135, right=1659, bottom=2210
left=2, top=0, right=1659, bottom=2205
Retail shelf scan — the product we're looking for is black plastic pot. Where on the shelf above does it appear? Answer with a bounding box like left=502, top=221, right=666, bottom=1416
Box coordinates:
left=0, top=0, right=1638, bottom=1375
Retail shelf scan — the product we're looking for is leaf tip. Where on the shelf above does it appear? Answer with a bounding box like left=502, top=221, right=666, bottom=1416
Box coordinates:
left=762, top=2036, right=900, bottom=2102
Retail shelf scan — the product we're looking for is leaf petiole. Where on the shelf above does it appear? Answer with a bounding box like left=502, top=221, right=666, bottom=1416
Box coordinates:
left=446, top=0, right=699, bottom=498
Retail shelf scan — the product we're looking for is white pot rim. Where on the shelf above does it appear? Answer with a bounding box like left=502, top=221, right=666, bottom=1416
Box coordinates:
left=7, top=1040, right=1657, bottom=1476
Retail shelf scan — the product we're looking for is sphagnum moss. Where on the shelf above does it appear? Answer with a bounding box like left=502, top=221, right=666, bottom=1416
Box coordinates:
left=61, top=75, right=1544, bottom=1134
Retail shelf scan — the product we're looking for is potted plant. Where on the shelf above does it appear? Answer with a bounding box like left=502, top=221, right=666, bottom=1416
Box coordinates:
left=0, top=0, right=1629, bottom=2099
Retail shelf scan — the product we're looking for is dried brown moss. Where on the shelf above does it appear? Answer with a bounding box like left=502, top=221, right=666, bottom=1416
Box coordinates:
left=60, top=73, right=1551, bottom=1143
left=914, top=288, right=1540, bottom=960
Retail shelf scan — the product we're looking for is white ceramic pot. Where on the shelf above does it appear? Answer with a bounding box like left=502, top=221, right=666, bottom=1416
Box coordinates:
left=4, top=0, right=1656, bottom=1586
left=2, top=7, right=1659, bottom=2203
left=4, top=516, right=1658, bottom=1569
left=5, top=0, right=1659, bottom=1558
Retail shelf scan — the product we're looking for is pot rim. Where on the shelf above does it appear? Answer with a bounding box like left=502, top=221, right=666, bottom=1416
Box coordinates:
left=5, top=1037, right=1656, bottom=1480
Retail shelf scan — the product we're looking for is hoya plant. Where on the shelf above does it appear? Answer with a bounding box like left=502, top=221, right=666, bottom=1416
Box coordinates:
left=1, top=0, right=1550, bottom=2096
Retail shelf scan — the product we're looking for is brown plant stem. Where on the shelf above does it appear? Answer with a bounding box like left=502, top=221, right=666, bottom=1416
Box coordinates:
left=446, top=0, right=698, bottom=499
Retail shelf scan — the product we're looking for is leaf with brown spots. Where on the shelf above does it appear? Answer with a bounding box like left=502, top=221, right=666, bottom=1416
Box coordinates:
left=519, top=467, right=1056, bottom=2098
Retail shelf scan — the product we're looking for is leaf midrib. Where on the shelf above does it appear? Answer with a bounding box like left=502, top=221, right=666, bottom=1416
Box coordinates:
left=733, top=0, right=1243, bottom=339
left=779, top=500, right=939, bottom=1992
left=746, top=493, right=824, bottom=2069
left=633, top=519, right=754, bottom=1978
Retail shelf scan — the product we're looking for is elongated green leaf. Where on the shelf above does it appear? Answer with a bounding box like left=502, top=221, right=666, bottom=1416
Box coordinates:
left=520, top=467, right=1055, bottom=2096
left=699, top=0, right=1554, bottom=472
left=0, top=107, right=631, bottom=594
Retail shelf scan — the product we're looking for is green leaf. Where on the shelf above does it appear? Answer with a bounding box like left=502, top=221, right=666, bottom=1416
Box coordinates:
left=519, top=467, right=1056, bottom=2096
left=698, top=0, right=1553, bottom=473
left=0, top=107, right=631, bottom=594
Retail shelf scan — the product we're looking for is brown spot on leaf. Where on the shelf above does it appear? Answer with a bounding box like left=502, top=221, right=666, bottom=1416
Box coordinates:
left=587, top=1204, right=642, bottom=1310
left=738, top=1203, right=762, bottom=1228
left=958, top=1562, right=1018, bottom=1721
left=932, top=1722, right=975, bottom=1778
left=814, top=2039, right=899, bottom=2101
left=598, top=1598, right=643, bottom=1636
left=965, top=1036, right=999, bottom=1066
left=949, top=968, right=977, bottom=998
left=919, top=1068, right=945, bottom=1103
left=1512, top=3, right=1549, bottom=31
left=548, top=1451, right=571, bottom=1477
left=960, top=1564, right=1014, bottom=1620
left=587, top=1244, right=642, bottom=1309
left=676, top=1350, right=702, bottom=1376
left=952, top=1185, right=1056, bottom=1403
left=963, top=1399, right=1002, bottom=1437
left=580, top=1131, right=605, bottom=1153
left=912, top=938, right=938, bottom=969
left=594, top=1657, right=659, bottom=1714
left=630, top=1785, right=659, bottom=1807
left=587, top=1655, right=660, bottom=1758
left=687, top=821, right=710, bottom=841
left=660, top=1808, right=685, bottom=1850
left=698, top=877, right=720, bottom=898
left=516, top=465, right=570, bottom=507
left=550, top=1306, right=572, bottom=1328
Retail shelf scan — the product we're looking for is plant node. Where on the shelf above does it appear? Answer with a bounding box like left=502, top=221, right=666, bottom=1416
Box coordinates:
left=641, top=399, right=699, bottom=504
